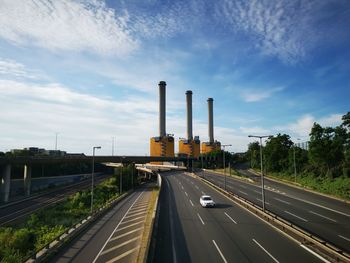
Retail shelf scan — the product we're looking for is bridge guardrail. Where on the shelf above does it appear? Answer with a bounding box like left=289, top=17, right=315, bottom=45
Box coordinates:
left=195, top=173, right=350, bottom=263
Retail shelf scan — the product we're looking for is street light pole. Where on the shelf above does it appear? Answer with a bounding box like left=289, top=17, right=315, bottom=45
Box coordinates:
left=248, top=135, right=272, bottom=212
left=91, top=146, right=101, bottom=213
left=222, top=144, right=232, bottom=191
left=293, top=138, right=301, bottom=183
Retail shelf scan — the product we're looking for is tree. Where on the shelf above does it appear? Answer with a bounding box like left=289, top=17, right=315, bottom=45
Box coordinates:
left=264, top=134, right=293, bottom=172
left=247, top=142, right=260, bottom=169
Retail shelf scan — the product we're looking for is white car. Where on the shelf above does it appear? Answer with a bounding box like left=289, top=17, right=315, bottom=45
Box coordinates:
left=200, top=195, right=215, bottom=207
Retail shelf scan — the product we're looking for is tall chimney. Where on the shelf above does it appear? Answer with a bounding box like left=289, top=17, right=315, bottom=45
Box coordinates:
left=208, top=98, right=214, bottom=143
left=186, top=91, right=193, bottom=140
left=159, top=81, right=166, bottom=137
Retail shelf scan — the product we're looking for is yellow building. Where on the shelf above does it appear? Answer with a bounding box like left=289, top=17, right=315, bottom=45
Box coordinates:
left=150, top=136, right=174, bottom=157
left=178, top=137, right=200, bottom=158
left=201, top=141, right=221, bottom=154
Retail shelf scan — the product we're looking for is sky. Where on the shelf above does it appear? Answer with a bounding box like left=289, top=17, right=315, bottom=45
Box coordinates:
left=0, top=0, right=349, bottom=155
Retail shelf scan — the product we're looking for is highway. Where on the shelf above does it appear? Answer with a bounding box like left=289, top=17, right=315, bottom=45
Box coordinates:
left=200, top=170, right=350, bottom=254
left=51, top=183, right=153, bottom=263
left=0, top=174, right=110, bottom=226
left=154, top=171, right=325, bottom=263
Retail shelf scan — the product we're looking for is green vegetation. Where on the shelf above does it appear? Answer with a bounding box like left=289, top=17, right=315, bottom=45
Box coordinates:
left=247, top=112, right=350, bottom=199
left=0, top=165, right=138, bottom=262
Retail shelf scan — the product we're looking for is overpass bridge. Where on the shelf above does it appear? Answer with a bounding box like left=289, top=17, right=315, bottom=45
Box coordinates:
left=0, top=155, right=193, bottom=203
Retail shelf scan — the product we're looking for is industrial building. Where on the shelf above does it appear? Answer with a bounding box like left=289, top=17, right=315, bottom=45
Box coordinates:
left=150, top=81, right=175, bottom=158
left=178, top=90, right=200, bottom=158
left=201, top=98, right=221, bottom=153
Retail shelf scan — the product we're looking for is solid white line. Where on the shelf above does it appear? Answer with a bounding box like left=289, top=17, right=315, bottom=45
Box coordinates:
left=284, top=210, right=308, bottom=222
left=274, top=197, right=290, bottom=205
left=224, top=212, right=237, bottom=224
left=252, top=239, right=279, bottom=263
left=338, top=235, right=350, bottom=242
left=185, top=192, right=188, bottom=197
left=300, top=244, right=331, bottom=263
left=100, top=235, right=141, bottom=255
left=189, top=199, right=194, bottom=206
left=309, top=211, right=337, bottom=222
left=128, top=207, right=147, bottom=214
left=212, top=240, right=228, bottom=263
left=239, top=190, right=248, bottom=196
left=92, top=192, right=143, bottom=263
left=109, top=227, right=144, bottom=241
left=197, top=213, right=205, bottom=225
left=106, top=245, right=140, bottom=263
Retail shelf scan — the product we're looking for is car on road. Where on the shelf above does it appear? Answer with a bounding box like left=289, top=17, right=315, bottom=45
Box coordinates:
left=200, top=195, right=215, bottom=207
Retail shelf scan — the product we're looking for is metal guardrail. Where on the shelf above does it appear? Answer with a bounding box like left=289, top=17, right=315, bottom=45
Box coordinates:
left=197, top=174, right=350, bottom=263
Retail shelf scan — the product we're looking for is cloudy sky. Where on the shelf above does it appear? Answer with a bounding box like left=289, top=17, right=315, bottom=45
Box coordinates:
left=0, top=0, right=349, bottom=155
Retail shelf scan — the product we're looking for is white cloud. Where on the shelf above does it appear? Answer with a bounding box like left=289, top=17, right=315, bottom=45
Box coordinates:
left=0, top=0, right=137, bottom=56
left=217, top=0, right=324, bottom=64
left=0, top=58, right=42, bottom=79
left=274, top=113, right=343, bottom=139
left=239, top=86, right=285, bottom=102
left=239, top=126, right=271, bottom=135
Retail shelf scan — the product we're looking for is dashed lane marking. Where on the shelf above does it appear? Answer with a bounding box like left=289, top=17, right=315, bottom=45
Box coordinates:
left=309, top=211, right=337, bottom=222
left=212, top=240, right=228, bottom=263
left=224, top=212, right=237, bottom=224
left=189, top=199, right=194, bottom=206
left=274, top=197, right=290, bottom=205
left=284, top=210, right=308, bottom=222
left=253, top=239, right=279, bottom=263
left=197, top=213, right=205, bottom=225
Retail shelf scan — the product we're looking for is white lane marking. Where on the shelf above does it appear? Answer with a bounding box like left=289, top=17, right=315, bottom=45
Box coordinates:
left=212, top=240, right=228, bottom=263
left=309, top=211, right=337, bottom=222
left=109, top=227, right=144, bottom=241
left=106, top=245, right=140, bottom=263
left=128, top=207, right=147, bottom=214
left=197, top=213, right=205, bottom=225
left=300, top=244, right=331, bottom=263
left=284, top=210, right=308, bottom=222
left=224, top=212, right=237, bottom=224
left=254, top=190, right=261, bottom=194
left=116, top=221, right=144, bottom=232
left=274, top=197, right=290, bottom=205
left=338, top=235, right=350, bottom=242
left=201, top=191, right=205, bottom=195
left=252, top=239, right=279, bottom=263
left=238, top=184, right=247, bottom=189
left=191, top=182, right=194, bottom=184
left=189, top=199, right=194, bottom=206
left=239, top=190, right=248, bottom=196
left=181, top=186, right=184, bottom=190
left=100, top=235, right=141, bottom=256
left=92, top=192, right=143, bottom=263
left=195, top=185, right=199, bottom=190
left=185, top=192, right=188, bottom=197
left=120, top=215, right=145, bottom=224
left=256, top=198, right=270, bottom=205
left=131, top=204, right=148, bottom=210
left=124, top=211, right=146, bottom=219
left=284, top=194, right=350, bottom=218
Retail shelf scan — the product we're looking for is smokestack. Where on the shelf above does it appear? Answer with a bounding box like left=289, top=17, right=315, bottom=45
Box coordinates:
left=208, top=98, right=214, bottom=143
left=159, top=81, right=166, bottom=137
left=186, top=90, right=193, bottom=140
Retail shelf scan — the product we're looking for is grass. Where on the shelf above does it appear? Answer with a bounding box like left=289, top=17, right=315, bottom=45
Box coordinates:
left=0, top=177, right=120, bottom=263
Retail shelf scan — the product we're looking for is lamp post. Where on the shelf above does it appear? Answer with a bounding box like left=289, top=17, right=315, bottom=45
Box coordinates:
left=248, top=135, right=272, bottom=212
left=91, top=146, right=101, bottom=213
left=222, top=144, right=232, bottom=191
left=293, top=138, right=301, bottom=183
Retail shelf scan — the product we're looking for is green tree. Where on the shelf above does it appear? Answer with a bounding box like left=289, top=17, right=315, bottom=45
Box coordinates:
left=264, top=134, right=293, bottom=172
left=247, top=142, right=260, bottom=169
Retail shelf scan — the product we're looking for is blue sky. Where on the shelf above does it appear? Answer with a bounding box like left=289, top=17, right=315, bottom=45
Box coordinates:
left=0, top=0, right=349, bottom=155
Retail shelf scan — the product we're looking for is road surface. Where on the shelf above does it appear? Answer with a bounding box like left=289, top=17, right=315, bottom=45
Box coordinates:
left=154, top=171, right=325, bottom=263
left=200, top=169, right=350, bottom=254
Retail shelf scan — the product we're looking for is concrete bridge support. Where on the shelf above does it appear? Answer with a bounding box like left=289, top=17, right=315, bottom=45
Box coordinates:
left=24, top=165, right=32, bottom=197
left=1, top=164, right=11, bottom=203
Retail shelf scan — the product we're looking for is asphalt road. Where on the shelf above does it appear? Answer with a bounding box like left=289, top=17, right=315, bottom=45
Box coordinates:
left=51, top=183, right=153, bottom=263
left=0, top=174, right=110, bottom=226
left=154, top=171, right=325, bottom=263
left=200, top=170, right=350, bottom=254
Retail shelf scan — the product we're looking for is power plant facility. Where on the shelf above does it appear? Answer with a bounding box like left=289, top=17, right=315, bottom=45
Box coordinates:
left=201, top=98, right=221, bottom=154
left=178, top=90, right=200, bottom=158
left=150, top=81, right=220, bottom=159
left=150, top=81, right=175, bottom=157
